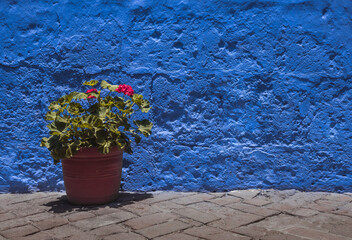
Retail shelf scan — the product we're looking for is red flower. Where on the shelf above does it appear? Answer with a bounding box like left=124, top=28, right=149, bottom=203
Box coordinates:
left=86, top=89, right=98, bottom=99
left=86, top=89, right=98, bottom=93
left=116, top=84, right=134, bottom=96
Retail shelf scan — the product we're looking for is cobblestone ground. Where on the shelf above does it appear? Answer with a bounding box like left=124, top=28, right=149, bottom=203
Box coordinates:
left=0, top=190, right=352, bottom=240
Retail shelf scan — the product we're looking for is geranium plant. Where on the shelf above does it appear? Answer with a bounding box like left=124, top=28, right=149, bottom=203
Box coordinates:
left=40, top=80, right=152, bottom=164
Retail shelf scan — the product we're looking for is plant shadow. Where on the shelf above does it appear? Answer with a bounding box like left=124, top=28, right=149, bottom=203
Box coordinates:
left=43, top=192, right=153, bottom=214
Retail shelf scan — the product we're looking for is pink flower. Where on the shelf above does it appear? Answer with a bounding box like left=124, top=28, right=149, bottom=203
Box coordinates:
left=86, top=89, right=98, bottom=93
left=86, top=89, right=98, bottom=99
left=116, top=84, right=134, bottom=96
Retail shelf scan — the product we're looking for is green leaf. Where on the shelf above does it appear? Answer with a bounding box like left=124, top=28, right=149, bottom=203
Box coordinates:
left=45, top=111, right=59, bottom=121
left=97, top=139, right=113, bottom=154
left=98, top=106, right=110, bottom=119
left=100, top=80, right=110, bottom=89
left=134, top=119, right=153, bottom=137
left=132, top=94, right=143, bottom=105
left=67, top=102, right=85, bottom=115
left=101, top=96, right=115, bottom=107
left=49, top=131, right=61, bottom=136
left=87, top=103, right=99, bottom=115
left=40, top=137, right=49, bottom=148
left=83, top=80, right=99, bottom=86
left=83, top=115, right=104, bottom=128
left=132, top=94, right=151, bottom=113
left=124, top=143, right=133, bottom=154
left=141, top=99, right=151, bottom=113
left=72, top=92, right=88, bottom=100
left=56, top=115, right=69, bottom=123
left=71, top=116, right=86, bottom=128
left=95, top=129, right=109, bottom=145
left=101, top=80, right=119, bottom=92
left=125, top=99, right=132, bottom=107
left=113, top=97, right=126, bottom=111
left=106, top=112, right=117, bottom=119
left=48, top=101, right=61, bottom=110
left=78, top=123, right=92, bottom=129
left=48, top=135, right=60, bottom=149
left=40, top=135, right=60, bottom=151
left=114, top=132, right=131, bottom=153
left=120, top=108, right=134, bottom=115
left=51, top=147, right=68, bottom=162
left=47, top=118, right=70, bottom=133
left=120, top=99, right=134, bottom=115
left=129, top=130, right=142, bottom=144
left=118, top=117, right=131, bottom=131
left=58, top=93, right=74, bottom=105
left=65, top=145, right=73, bottom=158
left=73, top=115, right=101, bottom=129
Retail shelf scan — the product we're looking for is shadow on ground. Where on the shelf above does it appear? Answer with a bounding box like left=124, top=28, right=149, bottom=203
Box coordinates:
left=43, top=192, right=153, bottom=213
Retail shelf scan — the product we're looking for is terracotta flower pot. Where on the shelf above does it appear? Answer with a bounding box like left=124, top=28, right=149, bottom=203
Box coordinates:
left=61, top=147, right=123, bottom=205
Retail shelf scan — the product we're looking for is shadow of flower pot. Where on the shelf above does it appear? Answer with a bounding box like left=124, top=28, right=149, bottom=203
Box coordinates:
left=43, top=192, right=154, bottom=214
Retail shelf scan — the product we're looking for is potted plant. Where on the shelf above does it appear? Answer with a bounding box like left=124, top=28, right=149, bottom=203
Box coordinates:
left=40, top=80, right=152, bottom=205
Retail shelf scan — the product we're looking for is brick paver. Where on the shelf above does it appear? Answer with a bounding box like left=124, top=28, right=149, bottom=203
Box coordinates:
left=285, top=226, right=351, bottom=240
left=183, top=225, right=226, bottom=239
left=233, top=225, right=304, bottom=239
left=187, top=201, right=240, bottom=218
left=184, top=225, right=250, bottom=240
left=228, top=189, right=260, bottom=199
left=227, top=202, right=279, bottom=217
left=32, top=216, right=68, bottom=230
left=124, top=212, right=175, bottom=230
left=203, top=231, right=251, bottom=240
left=323, top=193, right=352, bottom=202
left=1, top=225, right=40, bottom=238
left=243, top=197, right=272, bottom=206
left=0, top=213, right=16, bottom=222
left=170, top=193, right=215, bottom=205
left=136, top=220, right=190, bottom=238
left=173, top=207, right=220, bottom=223
left=209, top=210, right=264, bottom=230
left=305, top=212, right=352, bottom=238
left=88, top=223, right=128, bottom=236
left=14, top=231, right=52, bottom=240
left=104, top=232, right=147, bottom=240
left=72, top=211, right=135, bottom=231
left=286, top=208, right=320, bottom=217
left=66, top=211, right=96, bottom=222
left=248, top=213, right=313, bottom=231
left=0, top=190, right=351, bottom=240
left=42, top=224, right=83, bottom=239
left=207, top=195, right=242, bottom=205
left=0, top=218, right=29, bottom=231
left=154, top=232, right=200, bottom=240
left=334, top=202, right=352, bottom=217
left=121, top=203, right=162, bottom=216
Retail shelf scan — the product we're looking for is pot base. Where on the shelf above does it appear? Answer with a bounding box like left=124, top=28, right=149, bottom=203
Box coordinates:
left=62, top=147, right=123, bottom=205
left=66, top=193, right=119, bottom=206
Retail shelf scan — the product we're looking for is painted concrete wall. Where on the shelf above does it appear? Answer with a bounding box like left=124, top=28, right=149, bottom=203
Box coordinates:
left=1, top=0, right=351, bottom=193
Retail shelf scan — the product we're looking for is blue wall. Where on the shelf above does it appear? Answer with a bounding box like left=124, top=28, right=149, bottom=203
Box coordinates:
left=1, top=0, right=351, bottom=193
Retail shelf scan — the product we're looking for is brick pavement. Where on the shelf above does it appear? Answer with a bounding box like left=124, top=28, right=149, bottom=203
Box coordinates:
left=0, top=190, right=351, bottom=239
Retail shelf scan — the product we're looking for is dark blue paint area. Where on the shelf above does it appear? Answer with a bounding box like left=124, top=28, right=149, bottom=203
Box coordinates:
left=0, top=0, right=351, bottom=193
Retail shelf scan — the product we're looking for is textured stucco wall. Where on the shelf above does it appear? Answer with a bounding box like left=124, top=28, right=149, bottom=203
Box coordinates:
left=1, top=0, right=351, bottom=193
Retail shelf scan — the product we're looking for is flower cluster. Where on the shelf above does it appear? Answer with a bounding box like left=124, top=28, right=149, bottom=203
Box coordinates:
left=86, top=89, right=98, bottom=99
left=116, top=84, right=134, bottom=96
